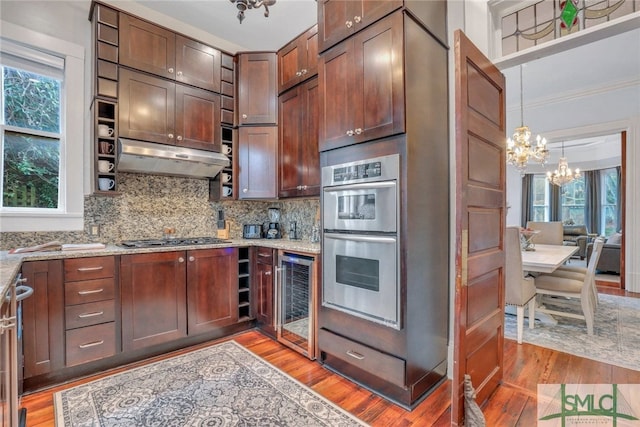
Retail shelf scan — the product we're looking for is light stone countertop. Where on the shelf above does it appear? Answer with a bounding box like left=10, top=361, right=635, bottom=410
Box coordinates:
left=0, top=239, right=320, bottom=297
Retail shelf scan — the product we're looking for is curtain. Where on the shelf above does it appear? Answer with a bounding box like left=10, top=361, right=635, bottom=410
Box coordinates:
left=584, top=170, right=601, bottom=235
left=616, top=166, right=622, bottom=232
left=521, top=174, right=533, bottom=226
left=549, top=184, right=561, bottom=221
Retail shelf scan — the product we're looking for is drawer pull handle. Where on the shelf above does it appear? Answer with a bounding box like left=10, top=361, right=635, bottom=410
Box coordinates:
left=346, top=350, right=365, bottom=360
left=78, top=311, right=104, bottom=318
left=79, top=340, right=104, bottom=349
left=77, top=266, right=104, bottom=272
left=78, top=288, right=104, bottom=295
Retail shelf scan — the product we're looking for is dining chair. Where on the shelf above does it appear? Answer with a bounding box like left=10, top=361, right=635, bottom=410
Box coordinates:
left=534, top=239, right=605, bottom=335
left=505, top=226, right=536, bottom=344
left=525, top=221, right=564, bottom=245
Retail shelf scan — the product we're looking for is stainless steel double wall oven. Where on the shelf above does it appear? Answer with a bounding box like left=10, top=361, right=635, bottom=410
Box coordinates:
left=321, top=154, right=401, bottom=329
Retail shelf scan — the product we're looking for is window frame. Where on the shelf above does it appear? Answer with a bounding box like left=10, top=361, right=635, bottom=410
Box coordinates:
left=600, top=167, right=619, bottom=236
left=0, top=21, right=84, bottom=232
left=531, top=173, right=550, bottom=222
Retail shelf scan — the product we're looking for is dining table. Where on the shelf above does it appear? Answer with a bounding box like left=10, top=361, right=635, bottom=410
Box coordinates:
left=521, top=244, right=579, bottom=273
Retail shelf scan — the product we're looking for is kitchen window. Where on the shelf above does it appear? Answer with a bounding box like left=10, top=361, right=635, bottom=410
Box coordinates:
left=0, top=22, right=84, bottom=232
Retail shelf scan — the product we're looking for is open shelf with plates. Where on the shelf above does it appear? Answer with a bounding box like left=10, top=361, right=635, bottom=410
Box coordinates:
left=92, top=99, right=119, bottom=195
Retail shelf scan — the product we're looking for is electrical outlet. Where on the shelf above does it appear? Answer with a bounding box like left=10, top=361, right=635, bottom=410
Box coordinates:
left=90, top=225, right=100, bottom=236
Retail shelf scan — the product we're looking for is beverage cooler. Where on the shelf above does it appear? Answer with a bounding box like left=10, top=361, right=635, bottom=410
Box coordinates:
left=276, top=253, right=316, bottom=359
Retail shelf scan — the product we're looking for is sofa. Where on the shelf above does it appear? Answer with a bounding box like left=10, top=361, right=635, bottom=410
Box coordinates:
left=586, top=232, right=621, bottom=274
left=562, top=224, right=590, bottom=259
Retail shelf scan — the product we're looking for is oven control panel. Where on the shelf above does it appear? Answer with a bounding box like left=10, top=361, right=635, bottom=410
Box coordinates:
left=333, top=161, right=382, bottom=182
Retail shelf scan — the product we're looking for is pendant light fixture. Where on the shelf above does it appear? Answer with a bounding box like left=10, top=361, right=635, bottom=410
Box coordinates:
left=230, top=0, right=276, bottom=23
left=547, top=141, right=581, bottom=186
left=506, top=65, right=549, bottom=175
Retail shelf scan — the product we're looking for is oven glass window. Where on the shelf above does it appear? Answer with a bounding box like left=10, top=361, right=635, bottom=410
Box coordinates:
left=336, top=255, right=379, bottom=292
left=337, top=194, right=376, bottom=220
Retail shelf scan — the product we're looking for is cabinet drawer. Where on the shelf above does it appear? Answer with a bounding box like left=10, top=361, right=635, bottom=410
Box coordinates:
left=65, top=300, right=115, bottom=330
left=221, top=67, right=234, bottom=84
left=97, top=60, right=118, bottom=80
left=65, top=257, right=115, bottom=281
left=318, top=329, right=405, bottom=387
left=221, top=95, right=234, bottom=112
left=221, top=54, right=234, bottom=70
left=97, top=23, right=118, bottom=45
left=256, top=247, right=274, bottom=264
left=221, top=81, right=234, bottom=97
left=65, top=278, right=115, bottom=305
left=96, top=4, right=118, bottom=27
left=97, top=41, right=118, bottom=63
left=66, top=322, right=116, bottom=367
left=221, top=109, right=233, bottom=125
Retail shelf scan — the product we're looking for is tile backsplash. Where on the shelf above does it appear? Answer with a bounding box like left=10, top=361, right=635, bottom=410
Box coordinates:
left=0, top=173, right=320, bottom=251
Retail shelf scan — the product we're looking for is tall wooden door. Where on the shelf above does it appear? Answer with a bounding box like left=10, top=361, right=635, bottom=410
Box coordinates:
left=452, top=30, right=507, bottom=425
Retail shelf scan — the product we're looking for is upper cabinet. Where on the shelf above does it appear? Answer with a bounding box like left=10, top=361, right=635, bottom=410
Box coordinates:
left=238, top=126, right=278, bottom=199
left=277, top=25, right=318, bottom=94
left=119, top=14, right=221, bottom=93
left=319, top=11, right=405, bottom=151
left=317, top=0, right=402, bottom=53
left=119, top=68, right=221, bottom=151
left=237, top=53, right=277, bottom=125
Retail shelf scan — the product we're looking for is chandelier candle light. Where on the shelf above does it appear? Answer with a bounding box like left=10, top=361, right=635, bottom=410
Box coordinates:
left=506, top=65, right=549, bottom=174
left=230, top=0, right=276, bottom=23
left=547, top=141, right=581, bottom=186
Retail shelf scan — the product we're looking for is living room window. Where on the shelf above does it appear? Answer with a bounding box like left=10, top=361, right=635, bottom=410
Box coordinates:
left=531, top=174, right=550, bottom=221
left=600, top=167, right=620, bottom=236
left=560, top=175, right=585, bottom=225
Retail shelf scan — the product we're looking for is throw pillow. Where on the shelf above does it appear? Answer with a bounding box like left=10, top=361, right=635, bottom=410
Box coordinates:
left=607, top=232, right=622, bottom=244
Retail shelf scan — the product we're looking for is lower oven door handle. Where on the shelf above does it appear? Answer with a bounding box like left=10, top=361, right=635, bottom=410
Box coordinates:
left=324, top=233, right=396, bottom=244
left=323, top=181, right=395, bottom=192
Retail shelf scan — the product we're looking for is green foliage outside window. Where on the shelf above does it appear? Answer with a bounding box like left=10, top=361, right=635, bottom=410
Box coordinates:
left=2, top=66, right=61, bottom=208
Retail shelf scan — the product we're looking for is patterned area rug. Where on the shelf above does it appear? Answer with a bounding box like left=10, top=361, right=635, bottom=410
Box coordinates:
left=505, top=294, right=640, bottom=371
left=54, top=340, right=368, bottom=427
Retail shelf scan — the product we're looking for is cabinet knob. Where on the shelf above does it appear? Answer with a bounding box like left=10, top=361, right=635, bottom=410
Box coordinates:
left=354, top=15, right=362, bottom=23
left=346, top=130, right=354, bottom=136
left=345, top=20, right=353, bottom=28
left=297, top=185, right=302, bottom=190
left=168, top=67, right=174, bottom=74
left=178, top=257, right=185, bottom=263
left=177, top=71, right=183, bottom=77
left=302, top=185, right=308, bottom=190
left=242, top=114, right=248, bottom=119
left=243, top=188, right=248, bottom=193
left=354, top=128, right=363, bottom=135
left=301, top=69, right=308, bottom=75
left=168, top=133, right=174, bottom=139
left=189, top=256, right=195, bottom=262
left=177, top=135, right=183, bottom=141
left=264, top=271, right=271, bottom=276
left=296, top=71, right=302, bottom=77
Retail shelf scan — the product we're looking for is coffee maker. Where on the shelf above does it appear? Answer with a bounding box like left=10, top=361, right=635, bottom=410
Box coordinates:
left=264, top=207, right=281, bottom=239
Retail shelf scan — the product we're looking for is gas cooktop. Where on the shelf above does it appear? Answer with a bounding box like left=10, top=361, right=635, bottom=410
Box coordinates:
left=118, top=236, right=230, bottom=248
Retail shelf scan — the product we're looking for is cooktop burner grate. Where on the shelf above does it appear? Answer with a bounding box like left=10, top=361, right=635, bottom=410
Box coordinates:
left=118, top=236, right=230, bottom=248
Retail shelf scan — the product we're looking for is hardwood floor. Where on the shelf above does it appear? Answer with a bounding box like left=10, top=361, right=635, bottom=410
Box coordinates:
left=21, top=288, right=640, bottom=426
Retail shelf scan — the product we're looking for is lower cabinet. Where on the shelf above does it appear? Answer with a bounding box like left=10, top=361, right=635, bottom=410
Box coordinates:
left=252, top=247, right=275, bottom=337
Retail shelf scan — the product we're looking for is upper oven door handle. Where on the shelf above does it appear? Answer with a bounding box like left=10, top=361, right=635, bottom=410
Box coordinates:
left=323, top=181, right=395, bottom=192
left=324, top=233, right=396, bottom=244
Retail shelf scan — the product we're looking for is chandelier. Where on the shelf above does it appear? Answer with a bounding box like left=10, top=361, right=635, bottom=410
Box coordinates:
left=230, top=0, right=276, bottom=23
left=506, top=65, right=548, bottom=175
left=547, top=142, right=581, bottom=186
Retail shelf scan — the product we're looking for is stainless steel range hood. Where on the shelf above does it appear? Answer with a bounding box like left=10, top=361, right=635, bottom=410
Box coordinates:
left=117, top=139, right=230, bottom=179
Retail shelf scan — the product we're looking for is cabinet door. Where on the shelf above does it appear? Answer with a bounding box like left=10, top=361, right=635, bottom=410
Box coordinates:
left=255, top=261, right=274, bottom=333
left=187, top=248, right=238, bottom=335
left=119, top=68, right=176, bottom=145
left=237, top=53, right=277, bottom=125
left=301, top=77, right=320, bottom=195
left=175, top=84, right=221, bottom=151
left=121, top=252, right=187, bottom=351
left=318, top=0, right=356, bottom=53
left=318, top=39, right=355, bottom=151
left=175, top=35, right=221, bottom=93
left=352, top=11, right=405, bottom=143
left=238, top=126, right=278, bottom=199
left=21, top=261, right=64, bottom=379
left=278, top=86, right=303, bottom=197
left=119, top=14, right=176, bottom=79
left=277, top=25, right=318, bottom=94
left=304, top=25, right=319, bottom=81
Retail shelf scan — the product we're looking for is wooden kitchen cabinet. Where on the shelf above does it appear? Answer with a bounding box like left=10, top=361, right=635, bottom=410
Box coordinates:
left=237, top=53, right=277, bottom=125
left=119, top=68, right=221, bottom=151
left=238, top=126, right=278, bottom=199
left=277, top=25, right=318, bottom=94
left=187, top=248, right=238, bottom=335
left=21, top=260, right=64, bottom=379
left=119, top=14, right=221, bottom=93
left=278, top=77, right=320, bottom=198
left=317, top=0, right=402, bottom=53
left=120, top=251, right=187, bottom=351
left=252, top=247, right=275, bottom=337
left=319, top=11, right=405, bottom=152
